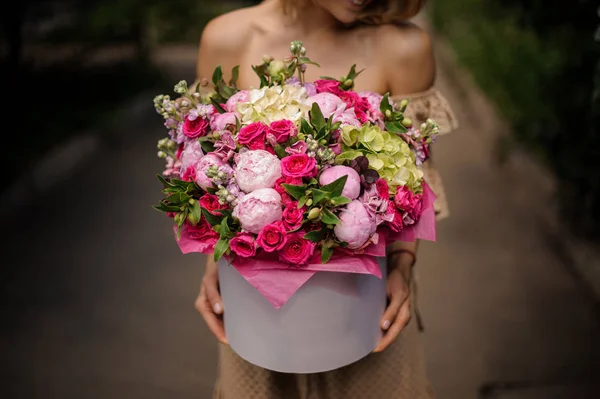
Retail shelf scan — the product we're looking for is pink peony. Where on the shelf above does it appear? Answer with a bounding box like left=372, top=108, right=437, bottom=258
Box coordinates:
left=210, top=112, right=239, bottom=132
left=194, top=153, right=233, bottom=190
left=225, top=90, right=250, bottom=113
left=281, top=154, right=317, bottom=178
left=267, top=120, right=296, bottom=143
left=334, top=200, right=377, bottom=249
left=238, top=121, right=268, bottom=150
left=306, top=93, right=346, bottom=118
left=318, top=165, right=361, bottom=200
left=314, top=79, right=343, bottom=95
left=180, top=139, right=204, bottom=173
left=229, top=232, right=257, bottom=258
left=257, top=221, right=288, bottom=252
left=233, top=188, right=283, bottom=234
left=182, top=115, right=210, bottom=138
left=235, top=150, right=282, bottom=193
left=332, top=108, right=362, bottom=128
left=282, top=202, right=304, bottom=231
left=199, top=194, right=227, bottom=215
left=279, top=232, right=316, bottom=265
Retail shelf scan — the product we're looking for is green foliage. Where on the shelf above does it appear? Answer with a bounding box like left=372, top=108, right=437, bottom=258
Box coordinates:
left=430, top=0, right=600, bottom=239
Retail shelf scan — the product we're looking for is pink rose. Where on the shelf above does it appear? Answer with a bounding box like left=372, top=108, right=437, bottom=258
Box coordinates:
left=183, top=115, right=210, bottom=138
left=306, top=93, right=346, bottom=118
left=279, top=232, right=316, bottom=265
left=388, top=206, right=404, bottom=233
left=314, top=79, right=343, bottom=95
left=334, top=200, right=377, bottom=249
left=199, top=194, right=227, bottom=215
left=274, top=176, right=303, bottom=195
left=194, top=153, right=233, bottom=190
left=282, top=202, right=304, bottom=231
left=281, top=154, right=317, bottom=178
left=257, top=221, right=288, bottom=252
left=235, top=150, right=282, bottom=193
left=267, top=120, right=296, bottom=143
left=318, top=165, right=361, bottom=200
left=232, top=188, right=283, bottom=234
left=210, top=112, right=239, bottom=132
left=394, top=186, right=423, bottom=218
left=238, top=121, right=268, bottom=149
left=185, top=218, right=219, bottom=250
left=375, top=178, right=390, bottom=199
left=225, top=90, right=250, bottom=113
left=229, top=232, right=257, bottom=258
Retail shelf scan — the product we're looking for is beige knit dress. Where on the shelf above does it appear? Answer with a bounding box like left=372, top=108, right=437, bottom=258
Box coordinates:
left=213, top=89, right=458, bottom=399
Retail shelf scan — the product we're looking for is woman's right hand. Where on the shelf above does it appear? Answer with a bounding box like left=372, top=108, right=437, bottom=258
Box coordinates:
left=195, top=258, right=228, bottom=345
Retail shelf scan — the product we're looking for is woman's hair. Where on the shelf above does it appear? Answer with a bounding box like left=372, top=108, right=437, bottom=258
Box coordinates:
left=282, top=0, right=427, bottom=25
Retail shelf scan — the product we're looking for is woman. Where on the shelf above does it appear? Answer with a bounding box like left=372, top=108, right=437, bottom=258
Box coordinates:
left=194, top=0, right=458, bottom=397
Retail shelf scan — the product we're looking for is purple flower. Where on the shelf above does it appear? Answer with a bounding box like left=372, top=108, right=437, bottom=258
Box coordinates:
left=213, top=132, right=236, bottom=162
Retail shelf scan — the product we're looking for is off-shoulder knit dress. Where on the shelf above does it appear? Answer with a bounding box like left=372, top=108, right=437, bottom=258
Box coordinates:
left=213, top=88, right=458, bottom=399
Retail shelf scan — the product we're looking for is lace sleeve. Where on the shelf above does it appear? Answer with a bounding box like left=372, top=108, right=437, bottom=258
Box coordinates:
left=391, top=89, right=458, bottom=221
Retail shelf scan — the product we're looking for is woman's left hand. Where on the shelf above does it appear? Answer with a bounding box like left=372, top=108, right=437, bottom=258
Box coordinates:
left=373, top=265, right=412, bottom=352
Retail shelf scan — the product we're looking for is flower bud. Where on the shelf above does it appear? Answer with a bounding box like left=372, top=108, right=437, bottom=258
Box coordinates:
left=343, top=79, right=353, bottom=88
left=297, top=133, right=306, bottom=141
left=193, top=92, right=200, bottom=98
left=157, top=151, right=167, bottom=158
left=326, top=224, right=333, bottom=229
left=385, top=109, right=392, bottom=118
left=267, top=60, right=286, bottom=77
left=181, top=100, right=189, bottom=107
left=300, top=47, right=307, bottom=56
left=189, top=199, right=195, bottom=205
left=226, top=195, right=235, bottom=202
left=262, top=54, right=274, bottom=63
left=400, top=99, right=409, bottom=111
left=401, top=118, right=413, bottom=128
left=306, top=198, right=313, bottom=207
left=308, top=207, right=321, bottom=220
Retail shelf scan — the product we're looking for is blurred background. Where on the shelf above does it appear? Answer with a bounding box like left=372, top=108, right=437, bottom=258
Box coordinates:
left=1, top=0, right=598, bottom=398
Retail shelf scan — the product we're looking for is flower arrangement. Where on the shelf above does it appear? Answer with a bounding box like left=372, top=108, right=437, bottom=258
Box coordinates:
left=153, top=41, right=440, bottom=306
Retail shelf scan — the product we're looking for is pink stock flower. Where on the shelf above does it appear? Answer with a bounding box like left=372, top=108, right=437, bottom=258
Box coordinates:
left=233, top=188, right=283, bottom=234
left=282, top=202, right=304, bottom=231
left=194, top=153, right=232, bottom=190
left=257, top=221, right=288, bottom=252
left=210, top=112, right=238, bottom=132
left=281, top=154, right=317, bottom=179
left=279, top=232, right=316, bottom=265
left=334, top=200, right=377, bottom=249
left=267, top=119, right=296, bottom=143
left=199, top=194, right=227, bottom=215
left=238, top=121, right=268, bottom=150
left=235, top=149, right=282, bottom=193
left=182, top=115, right=210, bottom=138
left=229, top=232, right=257, bottom=258
left=318, top=165, right=361, bottom=200
left=306, top=93, right=346, bottom=118
left=314, top=79, right=343, bottom=95
left=225, top=90, right=250, bottom=113
left=213, top=132, right=236, bottom=162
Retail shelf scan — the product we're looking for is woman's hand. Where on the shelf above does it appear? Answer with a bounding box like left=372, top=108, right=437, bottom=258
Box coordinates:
left=195, top=258, right=228, bottom=345
left=373, top=251, right=414, bottom=353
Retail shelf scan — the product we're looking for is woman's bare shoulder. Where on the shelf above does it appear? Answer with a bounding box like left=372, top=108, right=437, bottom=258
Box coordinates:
left=375, top=22, right=436, bottom=94
left=196, top=6, right=263, bottom=78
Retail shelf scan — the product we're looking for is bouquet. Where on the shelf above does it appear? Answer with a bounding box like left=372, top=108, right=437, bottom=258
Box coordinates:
left=153, top=41, right=440, bottom=308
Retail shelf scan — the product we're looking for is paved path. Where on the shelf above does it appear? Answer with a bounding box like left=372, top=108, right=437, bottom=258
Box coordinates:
left=1, top=43, right=598, bottom=399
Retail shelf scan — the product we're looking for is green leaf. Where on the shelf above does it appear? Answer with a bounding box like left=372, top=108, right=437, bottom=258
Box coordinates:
left=220, top=217, right=232, bottom=238
left=201, top=207, right=222, bottom=226
left=188, top=200, right=201, bottom=225
left=212, top=65, right=223, bottom=87
left=298, top=196, right=307, bottom=208
left=320, top=175, right=348, bottom=198
left=176, top=222, right=184, bottom=240
left=310, top=103, right=327, bottom=131
left=230, top=66, right=240, bottom=87
left=157, top=174, right=174, bottom=188
left=213, top=238, right=230, bottom=262
left=282, top=184, right=307, bottom=201
left=311, top=189, right=329, bottom=205
left=303, top=229, right=328, bottom=243
left=385, top=121, right=408, bottom=134
left=273, top=144, right=287, bottom=159
left=380, top=93, right=393, bottom=115
left=347, top=64, right=365, bottom=80
left=329, top=196, right=352, bottom=206
left=318, top=75, right=338, bottom=81
left=299, top=57, right=321, bottom=67
left=210, top=97, right=227, bottom=114
left=321, top=246, right=333, bottom=264
left=308, top=178, right=318, bottom=186
left=200, top=140, right=215, bottom=153
left=165, top=192, right=190, bottom=204
left=321, top=208, right=341, bottom=225
left=300, top=118, right=313, bottom=136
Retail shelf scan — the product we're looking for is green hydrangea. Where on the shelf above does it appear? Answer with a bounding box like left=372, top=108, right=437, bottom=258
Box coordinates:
left=338, top=124, right=424, bottom=193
